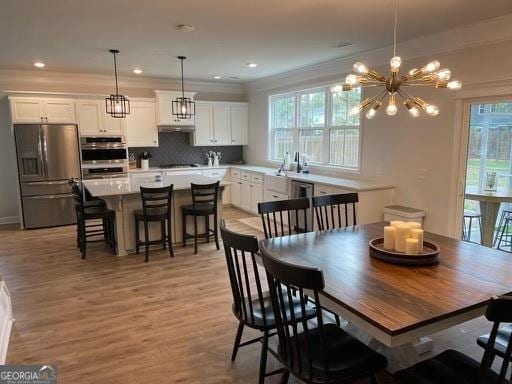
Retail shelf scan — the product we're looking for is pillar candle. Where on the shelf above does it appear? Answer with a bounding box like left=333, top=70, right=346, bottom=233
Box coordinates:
left=390, top=220, right=404, bottom=228
left=395, top=224, right=411, bottom=253
left=410, top=228, right=424, bottom=253
left=406, top=222, right=422, bottom=230
left=383, top=226, right=396, bottom=250
left=405, top=238, right=419, bottom=254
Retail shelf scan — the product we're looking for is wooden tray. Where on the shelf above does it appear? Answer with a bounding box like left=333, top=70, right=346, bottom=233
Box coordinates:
left=369, top=237, right=440, bottom=266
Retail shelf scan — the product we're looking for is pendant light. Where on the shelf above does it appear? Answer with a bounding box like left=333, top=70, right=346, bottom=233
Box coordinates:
left=172, top=56, right=195, bottom=119
left=105, top=49, right=130, bottom=118
left=336, top=0, right=462, bottom=119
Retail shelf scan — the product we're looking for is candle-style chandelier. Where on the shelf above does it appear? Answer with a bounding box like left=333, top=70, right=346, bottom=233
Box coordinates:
left=335, top=0, right=462, bottom=119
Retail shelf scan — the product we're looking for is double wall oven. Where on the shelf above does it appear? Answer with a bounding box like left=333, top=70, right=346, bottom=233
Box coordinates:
left=80, top=136, right=128, bottom=179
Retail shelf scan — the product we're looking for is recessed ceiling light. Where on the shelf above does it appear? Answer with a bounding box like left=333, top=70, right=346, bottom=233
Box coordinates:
left=33, top=61, right=45, bottom=68
left=331, top=42, right=353, bottom=49
left=133, top=68, right=143, bottom=74
left=247, top=63, right=258, bottom=68
left=212, top=75, right=222, bottom=79
left=175, top=24, right=194, bottom=32
left=230, top=76, right=239, bottom=80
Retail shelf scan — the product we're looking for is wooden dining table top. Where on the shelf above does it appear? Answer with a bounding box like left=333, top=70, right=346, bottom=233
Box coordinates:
left=259, top=222, right=512, bottom=337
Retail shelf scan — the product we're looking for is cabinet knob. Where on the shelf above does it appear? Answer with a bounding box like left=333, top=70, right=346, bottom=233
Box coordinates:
left=40, top=117, right=43, bottom=122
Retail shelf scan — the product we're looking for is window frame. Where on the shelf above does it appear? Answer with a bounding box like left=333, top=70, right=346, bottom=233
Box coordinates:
left=268, top=84, right=362, bottom=171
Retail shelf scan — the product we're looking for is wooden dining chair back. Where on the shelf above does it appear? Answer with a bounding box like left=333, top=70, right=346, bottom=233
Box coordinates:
left=140, top=185, right=173, bottom=217
left=261, top=244, right=388, bottom=384
left=258, top=198, right=310, bottom=239
left=191, top=181, right=219, bottom=209
left=312, top=192, right=358, bottom=230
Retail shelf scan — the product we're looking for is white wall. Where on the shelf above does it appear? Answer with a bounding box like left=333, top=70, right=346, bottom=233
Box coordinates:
left=245, top=39, right=512, bottom=235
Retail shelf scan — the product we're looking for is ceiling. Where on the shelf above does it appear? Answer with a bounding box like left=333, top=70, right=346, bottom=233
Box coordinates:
left=1, top=0, right=512, bottom=83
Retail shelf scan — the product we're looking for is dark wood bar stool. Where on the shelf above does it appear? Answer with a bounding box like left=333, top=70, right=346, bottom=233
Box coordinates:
left=134, top=185, right=174, bottom=263
left=220, top=221, right=315, bottom=384
left=182, top=181, right=220, bottom=254
left=257, top=198, right=310, bottom=238
left=70, top=179, right=116, bottom=259
left=313, top=192, right=359, bottom=230
left=260, top=244, right=388, bottom=384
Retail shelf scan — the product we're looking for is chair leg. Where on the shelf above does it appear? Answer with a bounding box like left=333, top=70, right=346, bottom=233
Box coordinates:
left=259, top=330, right=269, bottom=384
left=478, top=216, right=483, bottom=245
left=182, top=213, right=187, bottom=247
left=280, top=370, right=290, bottom=384
left=135, top=218, right=140, bottom=255
left=143, top=219, right=150, bottom=263
left=231, top=322, right=244, bottom=362
left=468, top=217, right=473, bottom=242
left=80, top=218, right=86, bottom=259
left=334, top=313, right=341, bottom=326
left=161, top=220, right=166, bottom=250
left=193, top=214, right=198, bottom=254
left=205, top=214, right=210, bottom=243
left=369, top=373, right=378, bottom=384
left=167, top=218, right=174, bottom=258
left=214, top=212, right=220, bottom=250
left=494, top=211, right=506, bottom=246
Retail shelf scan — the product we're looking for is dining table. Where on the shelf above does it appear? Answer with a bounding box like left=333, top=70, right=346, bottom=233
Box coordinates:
left=259, top=222, right=512, bottom=371
left=465, top=186, right=512, bottom=247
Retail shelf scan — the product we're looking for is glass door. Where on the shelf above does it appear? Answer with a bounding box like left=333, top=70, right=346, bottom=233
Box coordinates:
left=463, top=100, right=512, bottom=247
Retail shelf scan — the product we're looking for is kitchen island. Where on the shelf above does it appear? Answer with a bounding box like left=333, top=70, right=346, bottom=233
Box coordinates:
left=83, top=174, right=228, bottom=255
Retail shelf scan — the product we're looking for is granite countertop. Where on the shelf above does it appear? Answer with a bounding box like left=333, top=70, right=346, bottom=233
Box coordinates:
left=83, top=174, right=229, bottom=197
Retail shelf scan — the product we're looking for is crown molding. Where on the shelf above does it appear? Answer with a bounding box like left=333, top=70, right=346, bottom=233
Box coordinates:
left=245, top=13, right=512, bottom=94
left=0, top=69, right=244, bottom=95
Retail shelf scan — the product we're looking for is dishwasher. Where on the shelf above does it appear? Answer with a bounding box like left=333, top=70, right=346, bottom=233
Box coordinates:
left=291, top=180, right=314, bottom=232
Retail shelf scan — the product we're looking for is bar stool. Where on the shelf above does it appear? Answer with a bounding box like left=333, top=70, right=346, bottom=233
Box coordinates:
left=462, top=210, right=482, bottom=244
left=494, top=208, right=512, bottom=246
left=70, top=180, right=116, bottom=259
left=134, top=185, right=174, bottom=263
left=497, top=214, right=512, bottom=253
left=182, top=182, right=220, bottom=254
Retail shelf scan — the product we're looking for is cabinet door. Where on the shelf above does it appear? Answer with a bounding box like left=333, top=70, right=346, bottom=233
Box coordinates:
left=125, top=101, right=158, bottom=147
left=43, top=99, right=76, bottom=123
left=231, top=180, right=242, bottom=207
left=156, top=94, right=172, bottom=126
left=314, top=183, right=334, bottom=196
left=250, top=183, right=264, bottom=214
left=104, top=113, right=125, bottom=135
left=77, top=100, right=103, bottom=135
left=230, top=104, right=248, bottom=145
left=240, top=181, right=251, bottom=210
left=212, top=104, right=231, bottom=145
left=9, top=98, right=44, bottom=123
left=194, top=103, right=214, bottom=145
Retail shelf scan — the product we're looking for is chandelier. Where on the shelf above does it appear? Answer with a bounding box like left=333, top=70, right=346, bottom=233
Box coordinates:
left=105, top=49, right=130, bottom=118
left=336, top=0, right=462, bottom=119
left=172, top=56, right=195, bottom=119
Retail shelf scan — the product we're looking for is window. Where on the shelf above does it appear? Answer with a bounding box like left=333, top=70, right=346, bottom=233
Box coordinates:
left=479, top=104, right=485, bottom=114
left=269, top=86, right=361, bottom=169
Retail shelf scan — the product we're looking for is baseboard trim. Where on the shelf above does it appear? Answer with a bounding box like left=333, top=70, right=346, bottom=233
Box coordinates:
left=0, top=216, right=19, bottom=225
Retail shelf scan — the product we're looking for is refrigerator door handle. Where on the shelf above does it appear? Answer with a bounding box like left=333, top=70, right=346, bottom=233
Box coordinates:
left=41, top=128, right=48, bottom=178
left=24, top=180, right=71, bottom=186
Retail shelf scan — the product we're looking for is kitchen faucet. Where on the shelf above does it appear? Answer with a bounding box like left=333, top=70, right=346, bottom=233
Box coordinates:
left=294, top=151, right=302, bottom=173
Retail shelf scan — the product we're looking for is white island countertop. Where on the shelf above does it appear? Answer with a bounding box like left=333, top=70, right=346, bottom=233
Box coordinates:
left=83, top=174, right=229, bottom=197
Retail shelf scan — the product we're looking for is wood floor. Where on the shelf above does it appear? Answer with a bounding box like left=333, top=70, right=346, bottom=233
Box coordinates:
left=0, top=207, right=497, bottom=383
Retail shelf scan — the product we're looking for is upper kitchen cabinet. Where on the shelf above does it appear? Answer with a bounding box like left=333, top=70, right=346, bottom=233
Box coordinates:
left=154, top=90, right=196, bottom=127
left=77, top=99, right=124, bottom=136
left=9, top=97, right=76, bottom=124
left=192, top=101, right=248, bottom=146
left=125, top=100, right=158, bottom=147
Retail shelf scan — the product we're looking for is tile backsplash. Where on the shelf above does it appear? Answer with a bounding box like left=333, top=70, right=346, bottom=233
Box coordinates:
left=129, top=132, right=244, bottom=167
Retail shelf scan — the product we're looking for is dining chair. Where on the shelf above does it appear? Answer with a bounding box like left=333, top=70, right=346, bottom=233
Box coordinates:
left=257, top=198, right=310, bottom=239
left=394, top=296, right=512, bottom=384
left=220, top=221, right=316, bottom=384
left=134, top=185, right=174, bottom=262
left=182, top=181, right=220, bottom=254
left=312, top=192, right=359, bottom=230
left=260, top=244, right=388, bottom=384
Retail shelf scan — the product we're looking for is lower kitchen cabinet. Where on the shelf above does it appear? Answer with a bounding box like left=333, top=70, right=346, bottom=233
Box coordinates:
left=231, top=179, right=242, bottom=207
left=250, top=183, right=263, bottom=213
left=240, top=181, right=251, bottom=211
left=230, top=170, right=265, bottom=214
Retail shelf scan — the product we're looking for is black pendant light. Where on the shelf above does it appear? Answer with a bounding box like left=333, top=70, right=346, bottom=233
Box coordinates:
left=172, top=56, right=195, bottom=119
left=105, top=49, right=130, bottom=118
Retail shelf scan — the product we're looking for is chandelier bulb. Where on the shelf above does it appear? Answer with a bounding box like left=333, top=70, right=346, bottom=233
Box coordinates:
left=424, top=104, right=439, bottom=116
left=423, top=60, right=440, bottom=73
left=390, top=56, right=401, bottom=72
left=408, top=106, right=420, bottom=118
left=386, top=95, right=398, bottom=116
left=447, top=80, right=462, bottom=90
left=345, top=74, right=359, bottom=85
left=331, top=85, right=343, bottom=93
left=365, top=108, right=377, bottom=119
left=349, top=105, right=362, bottom=116
left=353, top=62, right=369, bottom=74
left=436, top=68, right=451, bottom=81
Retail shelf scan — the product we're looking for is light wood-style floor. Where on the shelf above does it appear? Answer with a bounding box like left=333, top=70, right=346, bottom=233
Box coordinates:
left=0, top=207, right=496, bottom=383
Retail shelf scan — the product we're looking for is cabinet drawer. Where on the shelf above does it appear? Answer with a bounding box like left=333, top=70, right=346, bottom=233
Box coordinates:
left=264, top=191, right=288, bottom=202
left=250, top=173, right=264, bottom=184
left=231, top=169, right=241, bottom=179
left=314, top=184, right=334, bottom=196
left=203, top=169, right=228, bottom=180
left=241, top=171, right=251, bottom=181
left=163, top=170, right=202, bottom=176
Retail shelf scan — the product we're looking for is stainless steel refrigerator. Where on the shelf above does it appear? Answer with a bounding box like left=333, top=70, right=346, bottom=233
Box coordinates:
left=14, top=124, right=81, bottom=229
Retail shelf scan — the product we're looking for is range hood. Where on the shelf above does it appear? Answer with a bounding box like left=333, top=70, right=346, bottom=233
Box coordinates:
left=158, top=125, right=195, bottom=133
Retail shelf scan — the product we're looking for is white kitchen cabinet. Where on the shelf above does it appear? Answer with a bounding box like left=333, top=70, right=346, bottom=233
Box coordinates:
left=194, top=103, right=213, bottom=145
left=212, top=104, right=231, bottom=145
left=125, top=101, right=158, bottom=147
left=264, top=190, right=288, bottom=202
left=9, top=97, right=76, bottom=124
left=203, top=168, right=231, bottom=204
left=230, top=104, right=248, bottom=145
left=0, top=281, right=13, bottom=365
left=155, top=90, right=196, bottom=126
left=250, top=183, right=264, bottom=213
left=231, top=179, right=242, bottom=207
left=78, top=99, right=125, bottom=136
left=162, top=170, right=202, bottom=176
left=240, top=181, right=251, bottom=211
left=314, top=183, right=335, bottom=196
left=230, top=170, right=266, bottom=213
left=130, top=172, right=161, bottom=184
